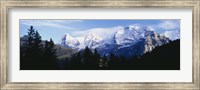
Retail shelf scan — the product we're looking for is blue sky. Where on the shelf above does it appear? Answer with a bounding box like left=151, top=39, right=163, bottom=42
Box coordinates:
left=20, top=20, right=180, bottom=43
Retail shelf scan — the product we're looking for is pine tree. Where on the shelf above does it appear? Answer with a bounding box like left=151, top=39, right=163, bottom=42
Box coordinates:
left=20, top=26, right=58, bottom=70
left=33, top=30, right=43, bottom=69
left=99, top=55, right=108, bottom=69
left=119, top=55, right=126, bottom=69
left=82, top=47, right=94, bottom=69
left=27, top=26, right=35, bottom=48
left=93, top=49, right=100, bottom=69
left=21, top=26, right=43, bottom=69
left=94, top=49, right=100, bottom=60
left=43, top=38, right=57, bottom=69
left=69, top=52, right=82, bottom=69
left=34, top=31, right=42, bottom=49
left=109, top=53, right=119, bottom=69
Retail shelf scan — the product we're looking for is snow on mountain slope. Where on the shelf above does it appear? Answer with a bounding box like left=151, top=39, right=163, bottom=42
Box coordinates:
left=112, top=25, right=171, bottom=57
left=114, top=25, right=151, bottom=49
left=60, top=34, right=80, bottom=49
left=59, top=33, right=104, bottom=50
left=161, top=30, right=180, bottom=40
left=84, top=33, right=103, bottom=49
left=75, top=37, right=85, bottom=49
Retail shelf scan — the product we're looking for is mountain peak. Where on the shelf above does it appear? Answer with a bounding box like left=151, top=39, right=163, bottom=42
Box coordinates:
left=161, top=30, right=180, bottom=40
left=115, top=25, right=148, bottom=48
left=60, top=33, right=80, bottom=49
left=142, top=26, right=153, bottom=32
left=85, top=33, right=97, bottom=38
left=124, top=25, right=140, bottom=31
left=62, top=33, right=73, bottom=40
left=84, top=33, right=103, bottom=49
left=84, top=33, right=102, bottom=41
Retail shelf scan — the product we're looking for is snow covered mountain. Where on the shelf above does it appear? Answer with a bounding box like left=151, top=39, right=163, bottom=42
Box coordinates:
left=58, top=25, right=176, bottom=58
left=59, top=33, right=103, bottom=50
left=115, top=26, right=148, bottom=49
left=84, top=33, right=103, bottom=49
left=60, top=34, right=80, bottom=49
left=110, top=25, right=171, bottom=57
left=161, top=30, right=180, bottom=40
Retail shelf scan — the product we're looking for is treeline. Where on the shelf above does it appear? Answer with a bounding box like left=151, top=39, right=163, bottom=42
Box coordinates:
left=20, top=26, right=57, bottom=70
left=64, top=39, right=180, bottom=70
left=64, top=47, right=127, bottom=70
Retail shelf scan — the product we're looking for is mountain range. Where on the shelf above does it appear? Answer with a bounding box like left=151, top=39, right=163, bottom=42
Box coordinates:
left=58, top=25, right=179, bottom=58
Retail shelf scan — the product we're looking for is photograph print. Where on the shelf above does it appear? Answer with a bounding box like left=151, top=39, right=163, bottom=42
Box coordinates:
left=20, top=20, right=180, bottom=70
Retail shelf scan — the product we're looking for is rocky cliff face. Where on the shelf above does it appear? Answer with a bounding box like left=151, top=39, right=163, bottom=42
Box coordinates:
left=144, top=30, right=171, bottom=53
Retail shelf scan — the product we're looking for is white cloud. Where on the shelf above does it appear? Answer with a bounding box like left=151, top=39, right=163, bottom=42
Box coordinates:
left=71, top=20, right=180, bottom=40
left=20, top=20, right=83, bottom=30
left=157, top=20, right=180, bottom=30
left=71, top=26, right=123, bottom=39
left=146, top=26, right=155, bottom=31
left=146, top=20, right=180, bottom=34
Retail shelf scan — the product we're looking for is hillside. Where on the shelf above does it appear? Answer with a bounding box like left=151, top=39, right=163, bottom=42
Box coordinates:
left=127, top=39, right=180, bottom=70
